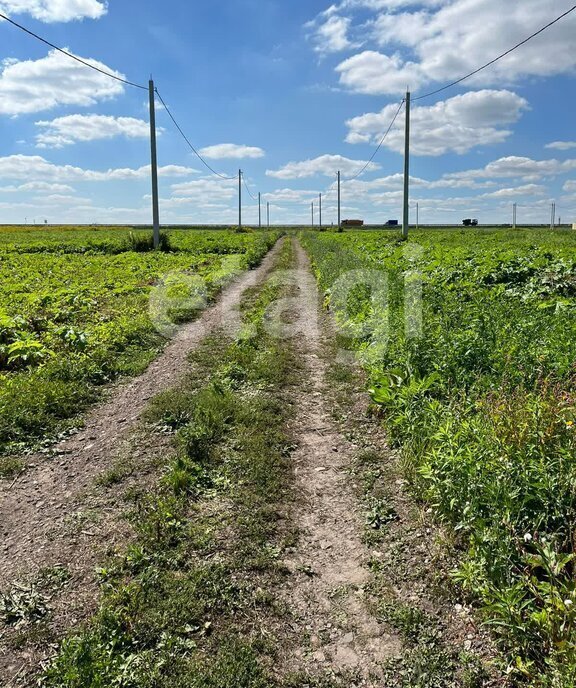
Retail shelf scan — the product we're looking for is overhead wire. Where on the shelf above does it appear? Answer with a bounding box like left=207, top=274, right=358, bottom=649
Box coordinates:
left=154, top=89, right=237, bottom=181
left=342, top=99, right=405, bottom=182
left=413, top=3, right=576, bottom=101
left=4, top=5, right=575, bottom=216
left=241, top=172, right=258, bottom=201
left=0, top=12, right=245, bottom=184
left=0, top=11, right=147, bottom=90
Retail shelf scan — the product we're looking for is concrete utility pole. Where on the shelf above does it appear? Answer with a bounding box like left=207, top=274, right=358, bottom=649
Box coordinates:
left=416, top=202, right=419, bottom=230
left=319, top=193, right=322, bottom=228
left=238, top=169, right=242, bottom=230
left=551, top=202, right=556, bottom=229
left=402, top=91, right=411, bottom=240
left=149, top=79, right=160, bottom=249
left=311, top=201, right=314, bottom=227
left=267, top=201, right=270, bottom=228
left=513, top=202, right=517, bottom=229
left=337, top=170, right=341, bottom=230
left=258, top=192, right=261, bottom=228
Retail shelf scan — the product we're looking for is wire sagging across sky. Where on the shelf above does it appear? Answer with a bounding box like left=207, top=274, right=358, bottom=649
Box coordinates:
left=0, top=11, right=147, bottom=90
left=343, top=99, right=405, bottom=182
left=0, top=11, right=240, bottom=183
left=154, top=90, right=237, bottom=181
left=413, top=3, right=576, bottom=101
left=241, top=172, right=259, bottom=202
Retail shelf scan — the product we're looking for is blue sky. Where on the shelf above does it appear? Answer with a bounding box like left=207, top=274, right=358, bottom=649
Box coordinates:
left=0, top=0, right=576, bottom=225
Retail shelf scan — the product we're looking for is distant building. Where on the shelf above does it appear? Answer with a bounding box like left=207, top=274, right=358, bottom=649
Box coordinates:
left=341, top=219, right=364, bottom=227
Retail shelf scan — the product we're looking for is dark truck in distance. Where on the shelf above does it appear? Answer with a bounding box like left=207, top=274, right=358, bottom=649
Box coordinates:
left=385, top=219, right=399, bottom=226
left=341, top=219, right=364, bottom=227
left=462, top=218, right=478, bottom=226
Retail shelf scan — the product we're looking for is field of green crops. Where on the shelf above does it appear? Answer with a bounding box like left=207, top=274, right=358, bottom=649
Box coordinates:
left=0, top=226, right=278, bottom=455
left=302, top=228, right=576, bottom=685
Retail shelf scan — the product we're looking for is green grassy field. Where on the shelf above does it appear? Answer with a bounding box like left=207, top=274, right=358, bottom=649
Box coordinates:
left=302, top=228, right=576, bottom=685
left=0, top=226, right=278, bottom=457
left=4, top=224, right=576, bottom=685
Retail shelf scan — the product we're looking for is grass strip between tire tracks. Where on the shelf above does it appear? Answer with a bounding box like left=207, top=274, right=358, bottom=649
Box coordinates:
left=39, top=239, right=299, bottom=687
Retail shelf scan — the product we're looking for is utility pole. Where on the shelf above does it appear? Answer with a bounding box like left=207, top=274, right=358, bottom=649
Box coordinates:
left=149, top=78, right=160, bottom=249
left=402, top=91, right=411, bottom=240
left=311, top=201, right=314, bottom=227
left=416, top=202, right=419, bottom=230
left=258, top=192, right=261, bottom=228
left=238, top=169, right=242, bottom=230
left=267, top=201, right=270, bottom=228
left=513, top=202, right=517, bottom=229
left=319, top=193, right=322, bottom=229
left=551, top=202, right=555, bottom=230
left=337, top=170, right=341, bottom=230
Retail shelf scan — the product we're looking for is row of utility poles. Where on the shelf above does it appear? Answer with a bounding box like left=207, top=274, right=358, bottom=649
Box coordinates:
left=513, top=201, right=559, bottom=229
left=147, top=78, right=411, bottom=247
left=148, top=82, right=562, bottom=249
left=238, top=170, right=270, bottom=231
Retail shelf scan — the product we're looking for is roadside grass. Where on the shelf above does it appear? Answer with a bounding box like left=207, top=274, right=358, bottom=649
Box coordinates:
left=0, top=455, right=25, bottom=479
left=38, top=240, right=300, bottom=687
left=323, top=347, right=495, bottom=687
left=302, top=229, right=576, bottom=686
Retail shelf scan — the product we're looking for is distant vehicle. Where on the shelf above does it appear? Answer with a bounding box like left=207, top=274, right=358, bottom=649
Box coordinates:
left=385, top=219, right=399, bottom=226
left=341, top=219, right=364, bottom=227
left=462, top=218, right=478, bottom=226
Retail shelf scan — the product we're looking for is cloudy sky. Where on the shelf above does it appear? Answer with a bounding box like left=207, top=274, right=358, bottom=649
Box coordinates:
left=0, top=0, right=575, bottom=225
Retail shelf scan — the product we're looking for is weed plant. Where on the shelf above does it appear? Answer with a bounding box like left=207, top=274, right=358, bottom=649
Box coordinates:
left=301, top=228, right=576, bottom=685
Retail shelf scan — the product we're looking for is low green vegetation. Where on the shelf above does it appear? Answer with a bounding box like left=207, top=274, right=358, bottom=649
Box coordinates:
left=39, top=240, right=298, bottom=687
left=301, top=228, right=576, bottom=686
left=0, top=226, right=278, bottom=455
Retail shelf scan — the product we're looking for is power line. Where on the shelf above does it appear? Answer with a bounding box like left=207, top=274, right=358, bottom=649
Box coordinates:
left=342, top=99, right=405, bottom=182
left=0, top=11, right=147, bottom=90
left=413, top=4, right=576, bottom=102
left=242, top=172, right=258, bottom=201
left=154, top=89, right=237, bottom=180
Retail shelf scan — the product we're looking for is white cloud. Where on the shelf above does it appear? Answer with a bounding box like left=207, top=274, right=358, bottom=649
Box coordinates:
left=480, top=184, right=546, bottom=198
left=33, top=193, right=92, bottom=205
left=0, top=0, right=107, bottom=22
left=197, top=143, right=265, bottom=160
left=266, top=154, right=380, bottom=179
left=563, top=180, right=576, bottom=193
left=326, top=0, right=576, bottom=96
left=0, top=181, right=75, bottom=193
left=546, top=141, right=576, bottom=151
left=263, top=188, right=320, bottom=203
left=336, top=173, right=495, bottom=199
left=445, top=156, right=576, bottom=182
left=337, top=51, right=426, bottom=95
left=306, top=12, right=358, bottom=54
left=0, top=154, right=197, bottom=182
left=35, top=114, right=152, bottom=148
left=0, top=50, right=125, bottom=115
left=170, top=177, right=238, bottom=203
left=346, top=90, right=528, bottom=156
left=337, top=1, right=444, bottom=9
